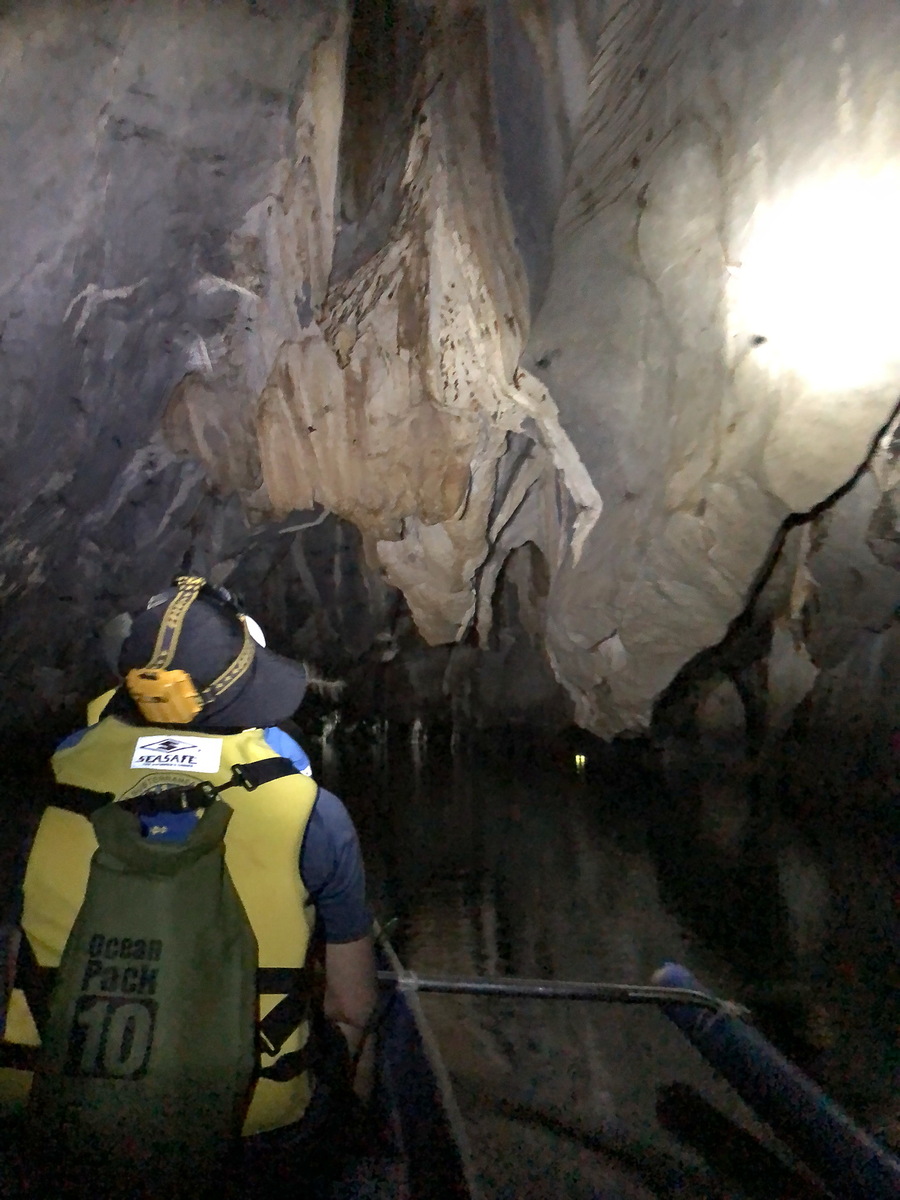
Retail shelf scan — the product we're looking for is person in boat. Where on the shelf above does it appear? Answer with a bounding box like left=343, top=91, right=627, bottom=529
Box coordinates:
left=86, top=616, right=315, bottom=776
left=87, top=685, right=315, bottom=774
left=1, top=576, right=378, bottom=1192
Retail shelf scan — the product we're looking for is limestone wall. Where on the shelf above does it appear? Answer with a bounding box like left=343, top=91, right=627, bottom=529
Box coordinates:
left=0, top=0, right=898, bottom=743
left=518, top=0, right=900, bottom=734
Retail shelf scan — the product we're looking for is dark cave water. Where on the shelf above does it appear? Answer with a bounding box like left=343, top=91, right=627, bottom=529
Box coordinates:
left=0, top=717, right=894, bottom=1198
left=312, top=718, right=898, bottom=1199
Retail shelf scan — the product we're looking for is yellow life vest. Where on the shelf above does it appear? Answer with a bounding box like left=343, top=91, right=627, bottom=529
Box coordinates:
left=85, top=687, right=116, bottom=725
left=1, top=717, right=318, bottom=1136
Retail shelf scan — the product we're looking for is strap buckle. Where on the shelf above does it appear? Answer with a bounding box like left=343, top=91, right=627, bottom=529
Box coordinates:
left=230, top=764, right=256, bottom=791
left=191, top=781, right=220, bottom=807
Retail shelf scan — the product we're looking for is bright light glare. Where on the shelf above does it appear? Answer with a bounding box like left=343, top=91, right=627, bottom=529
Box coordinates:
left=730, top=167, right=900, bottom=391
left=574, top=753, right=586, bottom=770
left=244, top=614, right=267, bottom=647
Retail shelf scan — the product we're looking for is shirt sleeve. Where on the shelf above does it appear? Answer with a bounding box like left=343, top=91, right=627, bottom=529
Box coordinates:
left=263, top=726, right=312, bottom=775
left=300, top=788, right=372, bottom=944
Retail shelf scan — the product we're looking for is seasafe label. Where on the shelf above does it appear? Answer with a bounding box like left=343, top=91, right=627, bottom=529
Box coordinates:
left=130, top=735, right=222, bottom=773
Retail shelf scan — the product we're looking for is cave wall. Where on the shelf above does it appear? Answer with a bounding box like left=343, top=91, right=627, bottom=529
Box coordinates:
left=514, top=0, right=900, bottom=735
left=762, top=420, right=900, bottom=806
left=0, top=0, right=351, bottom=719
left=0, top=0, right=898, bottom=747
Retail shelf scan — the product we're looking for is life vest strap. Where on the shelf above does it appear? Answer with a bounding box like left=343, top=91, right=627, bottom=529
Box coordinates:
left=257, top=1045, right=312, bottom=1083
left=257, top=966, right=313, bottom=1056
left=11, top=934, right=54, bottom=1040
left=50, top=756, right=299, bottom=822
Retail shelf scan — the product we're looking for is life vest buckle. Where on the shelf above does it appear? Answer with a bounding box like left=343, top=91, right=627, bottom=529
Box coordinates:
left=229, top=764, right=256, bottom=791
left=191, top=781, right=219, bottom=807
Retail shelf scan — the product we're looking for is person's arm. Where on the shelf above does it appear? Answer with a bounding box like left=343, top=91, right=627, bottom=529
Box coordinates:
left=323, top=933, right=377, bottom=1101
left=300, top=788, right=377, bottom=1099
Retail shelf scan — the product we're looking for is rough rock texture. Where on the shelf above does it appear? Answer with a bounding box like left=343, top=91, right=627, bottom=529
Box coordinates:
left=186, top=4, right=600, bottom=673
left=0, top=0, right=899, bottom=748
left=0, top=0, right=350, bottom=716
left=768, top=420, right=900, bottom=796
left=518, top=0, right=900, bottom=735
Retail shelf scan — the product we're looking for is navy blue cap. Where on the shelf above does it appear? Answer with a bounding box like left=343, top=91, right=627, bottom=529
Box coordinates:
left=119, top=590, right=307, bottom=729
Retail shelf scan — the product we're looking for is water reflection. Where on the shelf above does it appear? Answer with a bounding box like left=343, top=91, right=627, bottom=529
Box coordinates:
left=314, top=722, right=896, bottom=1197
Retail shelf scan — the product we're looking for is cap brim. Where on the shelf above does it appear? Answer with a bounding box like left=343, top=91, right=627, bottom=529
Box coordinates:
left=198, top=647, right=308, bottom=730
left=120, top=595, right=308, bottom=731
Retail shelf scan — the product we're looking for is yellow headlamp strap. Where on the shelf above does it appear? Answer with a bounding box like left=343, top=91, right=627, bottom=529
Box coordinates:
left=200, top=615, right=255, bottom=705
left=141, top=574, right=256, bottom=709
left=146, top=576, right=205, bottom=669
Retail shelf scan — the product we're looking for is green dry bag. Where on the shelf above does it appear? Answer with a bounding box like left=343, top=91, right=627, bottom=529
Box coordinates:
left=26, top=796, right=258, bottom=1197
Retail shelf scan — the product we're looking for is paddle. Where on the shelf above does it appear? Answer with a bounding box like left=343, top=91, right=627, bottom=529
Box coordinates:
left=375, top=968, right=746, bottom=1015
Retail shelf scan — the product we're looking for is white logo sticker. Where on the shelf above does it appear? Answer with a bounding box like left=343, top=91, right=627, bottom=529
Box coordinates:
left=130, top=736, right=223, bottom=774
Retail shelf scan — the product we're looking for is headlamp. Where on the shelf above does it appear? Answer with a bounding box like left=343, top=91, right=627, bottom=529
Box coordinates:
left=125, top=576, right=257, bottom=725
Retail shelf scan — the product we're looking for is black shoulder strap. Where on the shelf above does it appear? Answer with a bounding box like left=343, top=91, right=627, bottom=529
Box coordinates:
left=51, top=756, right=299, bottom=821
left=256, top=966, right=314, bottom=1060
left=14, top=932, right=55, bottom=1039
left=228, top=757, right=299, bottom=791
left=125, top=756, right=299, bottom=818
left=52, top=783, right=115, bottom=818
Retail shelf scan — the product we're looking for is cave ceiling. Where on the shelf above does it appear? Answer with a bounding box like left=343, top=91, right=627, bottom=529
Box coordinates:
left=1, top=0, right=899, bottom=744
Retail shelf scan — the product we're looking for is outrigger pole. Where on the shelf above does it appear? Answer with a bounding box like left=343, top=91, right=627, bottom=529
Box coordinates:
left=655, top=963, right=900, bottom=1200
left=378, top=960, right=900, bottom=1200
left=376, top=969, right=743, bottom=1015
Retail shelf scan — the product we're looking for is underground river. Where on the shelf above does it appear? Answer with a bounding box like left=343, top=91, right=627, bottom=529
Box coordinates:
left=315, top=719, right=898, bottom=1198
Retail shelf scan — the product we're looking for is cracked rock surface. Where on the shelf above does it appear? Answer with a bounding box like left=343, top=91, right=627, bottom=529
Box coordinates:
left=0, top=0, right=898, bottom=748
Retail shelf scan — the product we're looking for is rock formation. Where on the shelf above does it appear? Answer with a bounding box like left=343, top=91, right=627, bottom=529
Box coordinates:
left=0, top=0, right=898, bottom=762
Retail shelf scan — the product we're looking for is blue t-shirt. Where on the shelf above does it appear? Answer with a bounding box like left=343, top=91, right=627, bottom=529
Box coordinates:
left=260, top=725, right=312, bottom=776
left=261, top=729, right=372, bottom=943
left=300, top=786, right=372, bottom=944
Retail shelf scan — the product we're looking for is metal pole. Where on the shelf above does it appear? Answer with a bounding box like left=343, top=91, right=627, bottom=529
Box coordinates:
left=376, top=970, right=741, bottom=1015
left=656, top=963, right=900, bottom=1200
